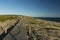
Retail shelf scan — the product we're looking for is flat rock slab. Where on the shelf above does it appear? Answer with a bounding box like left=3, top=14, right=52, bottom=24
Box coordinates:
left=3, top=20, right=28, bottom=40
left=0, top=27, right=4, bottom=35
left=0, top=19, right=17, bottom=35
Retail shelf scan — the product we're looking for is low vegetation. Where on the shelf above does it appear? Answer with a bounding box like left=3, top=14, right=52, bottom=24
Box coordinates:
left=0, top=15, right=18, bottom=22
left=18, top=16, right=60, bottom=40
left=0, top=15, right=60, bottom=40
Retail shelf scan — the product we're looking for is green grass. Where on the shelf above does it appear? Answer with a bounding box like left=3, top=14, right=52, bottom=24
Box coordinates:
left=0, top=15, right=18, bottom=22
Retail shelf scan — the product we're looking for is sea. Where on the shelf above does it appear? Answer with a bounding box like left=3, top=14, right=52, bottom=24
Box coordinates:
left=35, top=17, right=60, bottom=23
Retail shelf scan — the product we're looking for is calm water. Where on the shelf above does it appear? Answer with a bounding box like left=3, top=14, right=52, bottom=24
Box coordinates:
left=35, top=17, right=60, bottom=23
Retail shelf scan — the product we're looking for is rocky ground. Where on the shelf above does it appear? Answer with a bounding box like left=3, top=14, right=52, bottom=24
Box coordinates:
left=0, top=15, right=60, bottom=40
left=0, top=19, right=17, bottom=35
left=21, top=17, right=60, bottom=40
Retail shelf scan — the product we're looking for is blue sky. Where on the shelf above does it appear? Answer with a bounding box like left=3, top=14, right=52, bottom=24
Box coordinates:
left=0, top=0, right=60, bottom=17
